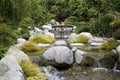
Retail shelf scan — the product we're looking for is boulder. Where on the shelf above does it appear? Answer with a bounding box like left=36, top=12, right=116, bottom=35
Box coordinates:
left=38, top=44, right=51, bottom=48
left=70, top=43, right=84, bottom=48
left=45, top=32, right=55, bottom=38
left=0, top=55, right=25, bottom=80
left=99, top=52, right=118, bottom=69
left=43, top=46, right=73, bottom=67
left=17, top=38, right=27, bottom=44
left=79, top=32, right=93, bottom=39
left=34, top=27, right=43, bottom=35
left=88, top=37, right=106, bottom=44
left=75, top=50, right=86, bottom=65
left=81, top=55, right=95, bottom=67
left=116, top=45, right=120, bottom=63
left=69, top=33, right=78, bottom=40
left=42, top=25, right=52, bottom=30
left=54, top=40, right=67, bottom=46
left=50, top=19, right=57, bottom=25
left=7, top=46, right=29, bottom=60
left=90, top=42, right=102, bottom=46
left=30, top=55, right=47, bottom=66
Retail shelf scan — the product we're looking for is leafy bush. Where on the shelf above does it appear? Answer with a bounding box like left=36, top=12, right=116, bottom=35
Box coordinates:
left=0, top=24, right=17, bottom=47
left=20, top=42, right=46, bottom=56
left=109, top=18, right=120, bottom=28
left=29, top=35, right=55, bottom=44
left=100, top=38, right=120, bottom=50
left=112, top=29, right=120, bottom=39
left=0, top=45, right=7, bottom=59
left=19, top=17, right=34, bottom=39
left=72, top=34, right=90, bottom=43
left=91, top=13, right=115, bottom=36
left=19, top=60, right=47, bottom=80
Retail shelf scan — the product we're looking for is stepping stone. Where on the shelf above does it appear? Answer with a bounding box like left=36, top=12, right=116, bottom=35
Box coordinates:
left=70, top=43, right=84, bottom=48
left=54, top=40, right=67, bottom=46
left=90, top=42, right=102, bottom=46
left=38, top=44, right=51, bottom=48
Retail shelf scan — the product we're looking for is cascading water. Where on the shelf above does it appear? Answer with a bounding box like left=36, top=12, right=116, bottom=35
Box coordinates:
left=92, top=59, right=108, bottom=72
left=41, top=66, right=64, bottom=80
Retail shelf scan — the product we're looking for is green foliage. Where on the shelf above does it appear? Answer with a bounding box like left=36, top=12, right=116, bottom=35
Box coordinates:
left=0, top=24, right=17, bottom=47
left=20, top=42, right=46, bottom=56
left=0, top=0, right=31, bottom=22
left=100, top=38, right=120, bottom=50
left=91, top=13, right=115, bottom=36
left=19, top=17, right=34, bottom=39
left=19, top=60, right=47, bottom=80
left=29, top=35, right=55, bottom=44
left=0, top=45, right=7, bottom=59
left=72, top=34, right=90, bottom=43
left=19, top=17, right=34, bottom=29
left=110, top=18, right=120, bottom=27
left=112, top=29, right=120, bottom=39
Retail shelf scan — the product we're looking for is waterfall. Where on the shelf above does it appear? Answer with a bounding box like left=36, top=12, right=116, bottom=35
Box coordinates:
left=41, top=66, right=64, bottom=80
left=112, top=62, right=120, bottom=73
left=92, top=59, right=108, bottom=72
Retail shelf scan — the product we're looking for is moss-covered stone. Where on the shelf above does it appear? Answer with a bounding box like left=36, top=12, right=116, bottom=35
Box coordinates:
left=99, top=52, right=118, bottom=69
left=81, top=56, right=95, bottom=67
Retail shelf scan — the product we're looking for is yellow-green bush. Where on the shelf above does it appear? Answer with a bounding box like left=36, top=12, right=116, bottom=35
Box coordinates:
left=20, top=41, right=46, bottom=56
left=19, top=60, right=47, bottom=80
left=29, top=35, right=55, bottom=44
left=72, top=35, right=90, bottom=43
left=100, top=38, right=120, bottom=51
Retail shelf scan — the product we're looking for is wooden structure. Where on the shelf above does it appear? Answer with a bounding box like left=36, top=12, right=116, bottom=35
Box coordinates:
left=52, top=25, right=74, bottom=39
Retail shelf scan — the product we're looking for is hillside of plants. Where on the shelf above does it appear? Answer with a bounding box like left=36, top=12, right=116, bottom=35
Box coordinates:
left=0, top=0, right=120, bottom=58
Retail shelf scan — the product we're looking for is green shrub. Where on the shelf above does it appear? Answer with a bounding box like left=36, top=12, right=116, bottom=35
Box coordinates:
left=109, top=18, right=120, bottom=28
left=100, top=38, right=120, bottom=50
left=29, top=35, right=55, bottom=44
left=19, top=60, right=47, bottom=80
left=20, top=42, right=46, bottom=56
left=19, top=17, right=34, bottom=39
left=112, top=29, right=120, bottom=39
left=0, top=24, right=17, bottom=47
left=91, top=13, right=115, bottom=36
left=0, top=45, right=7, bottom=59
left=72, top=34, right=90, bottom=43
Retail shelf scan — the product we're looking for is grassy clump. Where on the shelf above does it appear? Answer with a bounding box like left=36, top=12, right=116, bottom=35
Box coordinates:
left=19, top=60, right=47, bottom=80
left=20, top=41, right=46, bottom=56
left=72, top=34, right=90, bottom=43
left=100, top=38, right=120, bottom=51
left=29, top=35, right=55, bottom=44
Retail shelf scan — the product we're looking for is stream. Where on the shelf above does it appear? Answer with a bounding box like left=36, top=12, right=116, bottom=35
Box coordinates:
left=40, top=44, right=120, bottom=80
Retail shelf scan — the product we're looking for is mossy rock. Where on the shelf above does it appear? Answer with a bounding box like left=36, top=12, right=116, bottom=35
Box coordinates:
left=99, top=52, right=118, bottom=69
left=81, top=56, right=95, bottom=67
left=117, top=63, right=120, bottom=70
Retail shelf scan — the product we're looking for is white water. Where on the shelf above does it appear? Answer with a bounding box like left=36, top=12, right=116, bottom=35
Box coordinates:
left=41, top=67, right=64, bottom=80
left=92, top=59, right=108, bottom=72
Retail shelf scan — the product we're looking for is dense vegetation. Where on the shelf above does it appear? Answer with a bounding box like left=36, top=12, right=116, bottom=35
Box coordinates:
left=0, top=0, right=120, bottom=58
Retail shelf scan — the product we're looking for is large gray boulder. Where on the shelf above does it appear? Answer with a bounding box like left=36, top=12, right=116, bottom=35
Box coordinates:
left=7, top=46, right=29, bottom=60
left=43, top=46, right=73, bottom=67
left=0, top=55, right=25, bottom=80
left=17, top=38, right=27, bottom=44
left=75, top=50, right=86, bottom=65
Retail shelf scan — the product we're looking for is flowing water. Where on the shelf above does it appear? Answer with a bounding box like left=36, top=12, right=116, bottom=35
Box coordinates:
left=41, top=44, right=120, bottom=80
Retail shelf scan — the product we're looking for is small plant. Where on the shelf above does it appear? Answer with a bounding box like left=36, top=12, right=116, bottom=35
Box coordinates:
left=72, top=34, right=90, bottom=43
left=112, top=29, right=120, bottom=39
left=0, top=45, right=7, bottom=59
left=0, top=24, right=17, bottom=47
left=100, top=38, right=120, bottom=51
left=19, top=60, right=47, bottom=80
left=29, top=35, right=55, bottom=44
left=20, top=42, right=46, bottom=56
